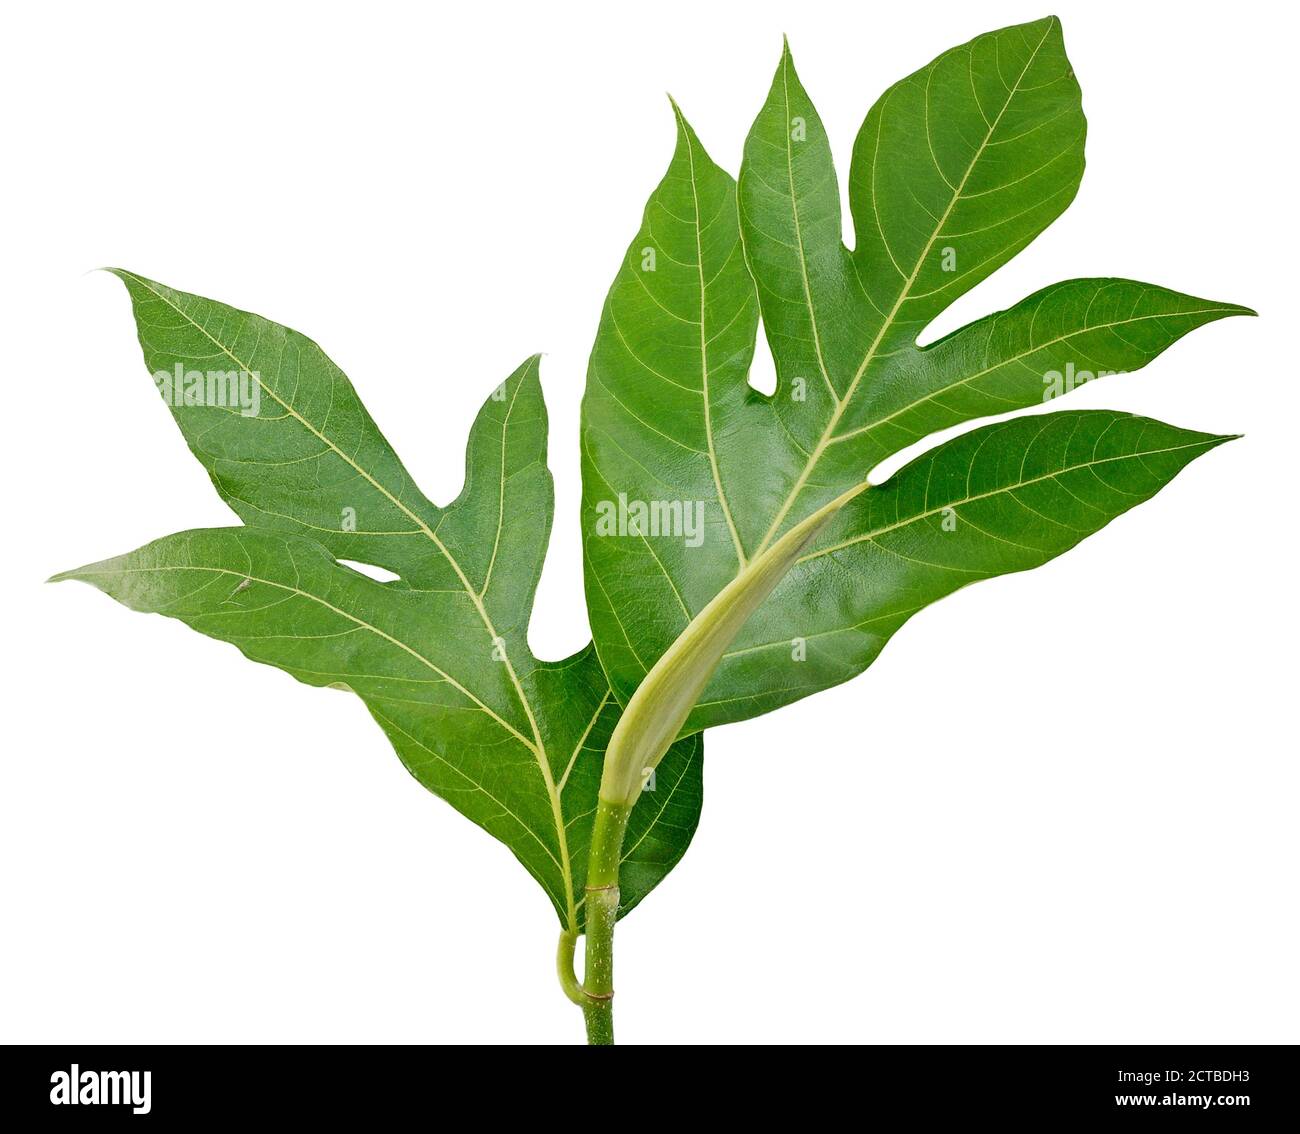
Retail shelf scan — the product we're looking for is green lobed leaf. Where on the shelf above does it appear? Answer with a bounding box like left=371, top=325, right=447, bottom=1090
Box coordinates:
left=713, top=410, right=1234, bottom=723
left=581, top=17, right=1250, bottom=733
left=56, top=272, right=703, bottom=926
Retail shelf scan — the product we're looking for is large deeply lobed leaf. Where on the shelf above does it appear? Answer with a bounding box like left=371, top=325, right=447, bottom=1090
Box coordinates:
left=57, top=273, right=703, bottom=927
left=581, top=17, right=1248, bottom=731
left=54, top=18, right=1250, bottom=948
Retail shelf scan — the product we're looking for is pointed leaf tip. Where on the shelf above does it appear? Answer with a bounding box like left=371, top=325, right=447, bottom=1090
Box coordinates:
left=60, top=268, right=706, bottom=923
left=667, top=97, right=701, bottom=152
left=584, top=23, right=1247, bottom=739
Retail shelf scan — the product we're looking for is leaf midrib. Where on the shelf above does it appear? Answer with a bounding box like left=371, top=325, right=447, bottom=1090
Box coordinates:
left=369, top=705, right=570, bottom=913
left=676, top=107, right=748, bottom=569
left=118, top=272, right=581, bottom=928
left=750, top=18, right=1058, bottom=559
left=68, top=559, right=537, bottom=748
left=778, top=45, right=838, bottom=404
left=478, top=360, right=528, bottom=600
left=797, top=432, right=1221, bottom=565
left=829, top=304, right=1242, bottom=448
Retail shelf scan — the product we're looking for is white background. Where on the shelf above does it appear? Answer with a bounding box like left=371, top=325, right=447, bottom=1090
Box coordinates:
left=2, top=0, right=1295, bottom=1045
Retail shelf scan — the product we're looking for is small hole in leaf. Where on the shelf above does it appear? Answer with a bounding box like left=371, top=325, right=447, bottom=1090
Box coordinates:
left=337, top=559, right=401, bottom=583
left=747, top=332, right=777, bottom=397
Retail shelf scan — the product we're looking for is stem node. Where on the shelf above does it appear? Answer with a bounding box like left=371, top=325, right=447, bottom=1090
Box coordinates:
left=577, top=798, right=631, bottom=1045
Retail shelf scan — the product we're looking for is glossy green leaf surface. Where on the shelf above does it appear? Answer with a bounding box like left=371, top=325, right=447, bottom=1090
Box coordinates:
left=581, top=17, right=1248, bottom=730
left=56, top=273, right=702, bottom=927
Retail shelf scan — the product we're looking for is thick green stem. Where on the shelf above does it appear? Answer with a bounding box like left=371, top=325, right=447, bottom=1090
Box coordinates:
left=580, top=796, right=631, bottom=1045
left=568, top=482, right=869, bottom=1043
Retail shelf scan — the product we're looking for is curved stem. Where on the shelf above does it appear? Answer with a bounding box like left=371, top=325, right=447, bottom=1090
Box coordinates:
left=556, top=929, right=586, bottom=1007
left=571, top=478, right=868, bottom=1044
